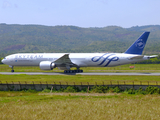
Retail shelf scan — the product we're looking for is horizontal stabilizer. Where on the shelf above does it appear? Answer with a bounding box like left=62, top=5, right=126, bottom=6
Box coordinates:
left=129, top=55, right=144, bottom=60
left=148, top=55, right=158, bottom=59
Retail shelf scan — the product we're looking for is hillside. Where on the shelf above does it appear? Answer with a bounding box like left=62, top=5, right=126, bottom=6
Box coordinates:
left=0, top=24, right=160, bottom=56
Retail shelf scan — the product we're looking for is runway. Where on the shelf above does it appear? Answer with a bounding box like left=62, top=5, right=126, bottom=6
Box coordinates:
left=0, top=72, right=160, bottom=76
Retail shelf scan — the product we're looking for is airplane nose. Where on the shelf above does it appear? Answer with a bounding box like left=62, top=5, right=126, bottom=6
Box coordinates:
left=1, top=59, right=4, bottom=63
left=1, top=59, right=5, bottom=64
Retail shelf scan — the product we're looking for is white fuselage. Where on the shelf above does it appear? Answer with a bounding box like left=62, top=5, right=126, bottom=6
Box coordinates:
left=2, top=53, right=149, bottom=68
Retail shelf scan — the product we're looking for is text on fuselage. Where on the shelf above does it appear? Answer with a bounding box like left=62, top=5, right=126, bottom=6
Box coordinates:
left=15, top=55, right=43, bottom=59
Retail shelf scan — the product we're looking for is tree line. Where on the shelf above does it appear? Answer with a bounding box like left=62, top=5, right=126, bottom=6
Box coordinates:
left=0, top=24, right=160, bottom=55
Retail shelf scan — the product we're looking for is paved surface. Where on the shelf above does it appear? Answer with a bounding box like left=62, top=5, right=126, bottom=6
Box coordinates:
left=0, top=72, right=160, bottom=76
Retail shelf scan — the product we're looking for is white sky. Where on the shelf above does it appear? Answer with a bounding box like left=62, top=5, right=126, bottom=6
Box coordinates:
left=0, top=0, right=160, bottom=28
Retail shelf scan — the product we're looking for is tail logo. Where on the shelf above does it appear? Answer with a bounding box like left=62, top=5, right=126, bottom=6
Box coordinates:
left=135, top=39, right=145, bottom=49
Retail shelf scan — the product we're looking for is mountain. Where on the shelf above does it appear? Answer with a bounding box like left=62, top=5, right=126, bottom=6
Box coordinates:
left=0, top=24, right=160, bottom=56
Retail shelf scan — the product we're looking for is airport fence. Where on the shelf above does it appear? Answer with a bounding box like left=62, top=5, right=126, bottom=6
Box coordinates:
left=0, top=80, right=160, bottom=86
left=0, top=81, right=160, bottom=91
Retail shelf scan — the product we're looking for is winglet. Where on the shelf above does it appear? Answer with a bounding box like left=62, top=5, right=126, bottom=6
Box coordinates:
left=125, top=32, right=150, bottom=55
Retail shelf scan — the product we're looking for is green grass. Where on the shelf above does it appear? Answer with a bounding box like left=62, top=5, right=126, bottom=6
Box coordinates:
left=0, top=91, right=160, bottom=120
left=1, top=64, right=160, bottom=73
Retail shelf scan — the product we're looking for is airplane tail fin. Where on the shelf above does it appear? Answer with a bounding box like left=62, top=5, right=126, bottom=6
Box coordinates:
left=124, top=32, right=150, bottom=55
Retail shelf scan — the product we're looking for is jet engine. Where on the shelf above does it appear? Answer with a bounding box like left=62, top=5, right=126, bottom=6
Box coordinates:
left=39, top=61, right=56, bottom=70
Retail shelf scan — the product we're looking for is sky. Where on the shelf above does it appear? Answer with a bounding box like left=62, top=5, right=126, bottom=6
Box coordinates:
left=0, top=0, right=160, bottom=28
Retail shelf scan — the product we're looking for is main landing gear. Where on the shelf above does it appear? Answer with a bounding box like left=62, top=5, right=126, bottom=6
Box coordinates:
left=64, top=69, right=83, bottom=73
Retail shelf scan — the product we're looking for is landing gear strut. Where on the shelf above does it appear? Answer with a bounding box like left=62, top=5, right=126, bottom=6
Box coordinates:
left=64, top=69, right=83, bottom=73
left=10, top=66, right=14, bottom=72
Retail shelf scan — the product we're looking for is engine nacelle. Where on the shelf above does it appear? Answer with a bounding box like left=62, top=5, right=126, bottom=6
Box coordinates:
left=39, top=61, right=56, bottom=70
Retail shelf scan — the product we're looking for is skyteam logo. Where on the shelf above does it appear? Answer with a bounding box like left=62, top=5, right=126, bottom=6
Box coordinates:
left=135, top=39, right=145, bottom=49
left=91, top=53, right=119, bottom=67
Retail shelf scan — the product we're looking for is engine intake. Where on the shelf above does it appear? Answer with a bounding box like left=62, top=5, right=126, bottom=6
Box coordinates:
left=39, top=61, right=56, bottom=70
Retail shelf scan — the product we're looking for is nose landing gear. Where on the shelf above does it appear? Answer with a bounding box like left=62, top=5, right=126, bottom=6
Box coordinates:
left=9, top=66, right=14, bottom=72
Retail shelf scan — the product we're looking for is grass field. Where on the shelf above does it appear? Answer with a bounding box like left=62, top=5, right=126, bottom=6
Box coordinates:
left=0, top=64, right=160, bottom=119
left=0, top=91, right=160, bottom=120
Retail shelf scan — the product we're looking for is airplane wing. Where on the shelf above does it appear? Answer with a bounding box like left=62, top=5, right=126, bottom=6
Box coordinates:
left=54, top=54, right=71, bottom=64
left=54, top=54, right=77, bottom=69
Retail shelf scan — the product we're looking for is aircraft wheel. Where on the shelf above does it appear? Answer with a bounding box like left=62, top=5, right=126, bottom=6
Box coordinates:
left=11, top=70, right=14, bottom=72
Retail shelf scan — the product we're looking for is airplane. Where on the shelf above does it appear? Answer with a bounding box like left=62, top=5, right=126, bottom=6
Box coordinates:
left=1, top=32, right=157, bottom=73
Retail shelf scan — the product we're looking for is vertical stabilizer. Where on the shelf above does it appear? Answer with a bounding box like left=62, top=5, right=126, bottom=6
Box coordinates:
left=125, top=32, right=150, bottom=55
